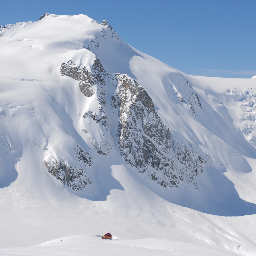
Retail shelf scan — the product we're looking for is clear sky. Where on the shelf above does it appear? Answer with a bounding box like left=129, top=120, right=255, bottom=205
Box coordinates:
left=1, top=0, right=255, bottom=78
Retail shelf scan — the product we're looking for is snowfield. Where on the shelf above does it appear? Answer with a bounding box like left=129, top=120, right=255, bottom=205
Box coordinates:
left=0, top=14, right=256, bottom=255
left=0, top=235, right=239, bottom=256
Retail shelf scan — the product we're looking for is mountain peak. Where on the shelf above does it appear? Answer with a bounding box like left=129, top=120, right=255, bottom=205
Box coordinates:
left=101, top=20, right=109, bottom=26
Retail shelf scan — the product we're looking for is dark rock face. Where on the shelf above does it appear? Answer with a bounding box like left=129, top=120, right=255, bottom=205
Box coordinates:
left=101, top=20, right=109, bottom=27
left=44, top=157, right=92, bottom=191
left=60, top=57, right=107, bottom=103
left=39, top=13, right=50, bottom=21
left=60, top=60, right=95, bottom=97
left=75, top=146, right=93, bottom=166
left=113, top=74, right=206, bottom=188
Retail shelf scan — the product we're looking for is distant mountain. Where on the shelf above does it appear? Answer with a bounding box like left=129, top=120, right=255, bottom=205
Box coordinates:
left=1, top=14, right=256, bottom=254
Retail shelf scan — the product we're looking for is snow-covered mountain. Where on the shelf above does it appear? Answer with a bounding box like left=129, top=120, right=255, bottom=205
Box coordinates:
left=1, top=14, right=256, bottom=255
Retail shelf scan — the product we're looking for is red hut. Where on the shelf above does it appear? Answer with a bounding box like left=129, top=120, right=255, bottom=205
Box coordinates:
left=102, top=233, right=112, bottom=239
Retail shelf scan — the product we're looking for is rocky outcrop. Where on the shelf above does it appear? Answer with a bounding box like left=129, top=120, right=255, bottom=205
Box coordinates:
left=83, top=111, right=108, bottom=127
left=168, top=75, right=202, bottom=115
left=44, top=157, right=92, bottom=191
left=0, top=24, right=11, bottom=38
left=60, top=57, right=107, bottom=107
left=60, top=60, right=95, bottom=97
left=60, top=56, right=207, bottom=189
left=61, top=57, right=112, bottom=155
left=101, top=20, right=120, bottom=40
left=74, top=146, right=93, bottom=166
left=113, top=74, right=206, bottom=188
left=39, top=13, right=50, bottom=21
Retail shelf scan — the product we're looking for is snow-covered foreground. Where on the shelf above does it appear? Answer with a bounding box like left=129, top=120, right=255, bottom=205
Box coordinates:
left=1, top=14, right=256, bottom=256
left=0, top=235, right=238, bottom=256
left=1, top=165, right=256, bottom=255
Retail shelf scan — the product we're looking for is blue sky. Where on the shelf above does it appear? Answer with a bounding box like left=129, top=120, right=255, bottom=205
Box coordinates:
left=1, top=0, right=255, bottom=78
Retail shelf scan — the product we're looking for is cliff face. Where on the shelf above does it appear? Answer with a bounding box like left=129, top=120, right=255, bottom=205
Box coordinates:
left=114, top=74, right=206, bottom=188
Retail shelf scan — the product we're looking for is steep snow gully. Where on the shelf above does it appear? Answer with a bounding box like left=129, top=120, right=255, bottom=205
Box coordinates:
left=1, top=14, right=256, bottom=255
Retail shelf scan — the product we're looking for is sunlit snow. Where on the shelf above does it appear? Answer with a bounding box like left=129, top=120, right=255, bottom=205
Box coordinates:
left=0, top=14, right=256, bottom=256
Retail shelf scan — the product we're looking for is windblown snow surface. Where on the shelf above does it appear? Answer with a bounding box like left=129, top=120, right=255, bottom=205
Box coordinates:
left=0, top=14, right=256, bottom=256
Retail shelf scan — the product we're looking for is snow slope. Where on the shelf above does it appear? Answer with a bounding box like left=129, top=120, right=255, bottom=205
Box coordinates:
left=1, top=14, right=256, bottom=255
left=0, top=235, right=238, bottom=256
